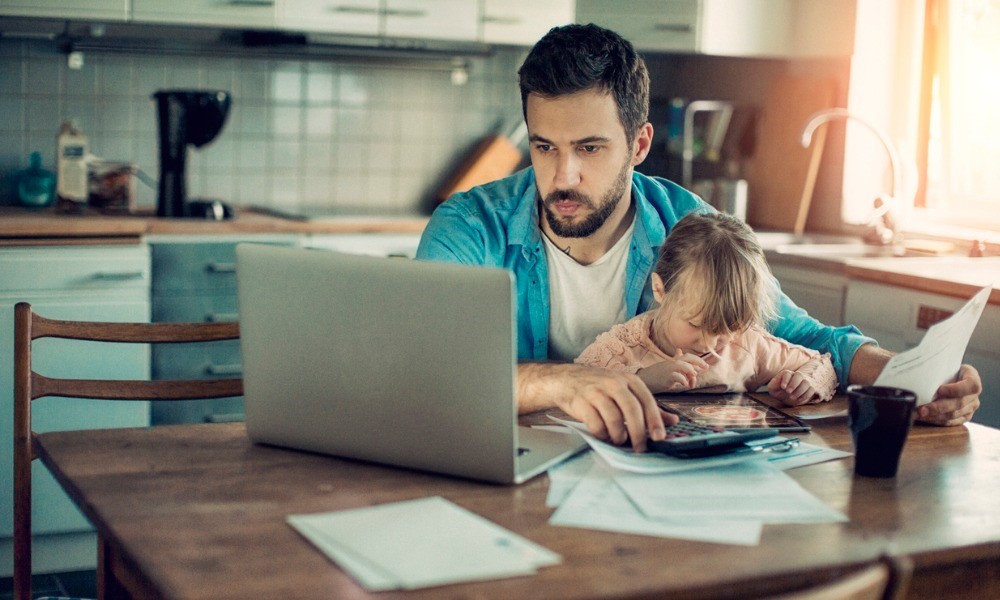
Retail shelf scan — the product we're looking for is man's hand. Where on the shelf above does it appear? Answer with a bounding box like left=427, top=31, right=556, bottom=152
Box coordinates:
left=849, top=343, right=981, bottom=426
left=918, top=364, right=982, bottom=426
left=517, top=362, right=678, bottom=452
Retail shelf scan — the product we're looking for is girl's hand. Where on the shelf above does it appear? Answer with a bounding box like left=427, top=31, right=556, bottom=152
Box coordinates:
left=767, top=370, right=822, bottom=406
left=638, top=350, right=712, bottom=394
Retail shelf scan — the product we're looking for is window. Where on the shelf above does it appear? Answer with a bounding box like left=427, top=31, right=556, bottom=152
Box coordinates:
left=917, top=0, right=1000, bottom=229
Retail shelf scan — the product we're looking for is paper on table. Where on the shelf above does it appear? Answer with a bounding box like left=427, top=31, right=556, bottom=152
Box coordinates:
left=548, top=416, right=763, bottom=474
left=288, top=496, right=560, bottom=591
left=546, top=450, right=595, bottom=507
left=874, top=285, right=991, bottom=405
left=549, top=455, right=764, bottom=545
left=614, top=461, right=847, bottom=524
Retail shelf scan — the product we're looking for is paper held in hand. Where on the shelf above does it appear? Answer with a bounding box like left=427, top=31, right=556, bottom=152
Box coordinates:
left=873, top=285, right=991, bottom=405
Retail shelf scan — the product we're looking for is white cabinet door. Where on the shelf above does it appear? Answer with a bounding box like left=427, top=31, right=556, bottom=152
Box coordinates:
left=0, top=0, right=128, bottom=20
left=576, top=0, right=855, bottom=58
left=482, top=0, right=575, bottom=46
left=383, top=0, right=478, bottom=42
left=0, top=245, right=151, bottom=576
left=279, top=0, right=380, bottom=35
left=132, top=0, right=277, bottom=28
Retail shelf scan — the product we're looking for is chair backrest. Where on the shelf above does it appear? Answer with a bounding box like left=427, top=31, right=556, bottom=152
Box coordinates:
left=766, top=555, right=912, bottom=600
left=12, top=301, right=242, bottom=600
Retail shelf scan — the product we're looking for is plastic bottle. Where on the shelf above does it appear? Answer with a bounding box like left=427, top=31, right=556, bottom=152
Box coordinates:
left=15, top=151, right=56, bottom=208
left=56, top=121, right=89, bottom=212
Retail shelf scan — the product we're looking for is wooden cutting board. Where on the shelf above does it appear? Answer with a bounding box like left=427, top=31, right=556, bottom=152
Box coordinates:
left=745, top=74, right=837, bottom=232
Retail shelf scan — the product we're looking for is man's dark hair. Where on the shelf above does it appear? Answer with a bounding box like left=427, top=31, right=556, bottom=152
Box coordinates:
left=518, top=24, right=650, bottom=145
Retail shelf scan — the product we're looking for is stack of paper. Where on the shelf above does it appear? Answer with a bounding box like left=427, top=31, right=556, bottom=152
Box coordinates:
left=288, top=496, right=560, bottom=591
left=546, top=420, right=850, bottom=546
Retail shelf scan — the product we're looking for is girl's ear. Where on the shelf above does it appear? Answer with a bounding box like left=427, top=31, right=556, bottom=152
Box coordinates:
left=651, top=273, right=666, bottom=304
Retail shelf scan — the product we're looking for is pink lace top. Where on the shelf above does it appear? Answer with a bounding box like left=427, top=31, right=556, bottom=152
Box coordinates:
left=575, top=311, right=838, bottom=401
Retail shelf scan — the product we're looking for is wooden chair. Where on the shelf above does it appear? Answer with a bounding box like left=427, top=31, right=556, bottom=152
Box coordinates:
left=13, top=302, right=243, bottom=600
left=766, top=555, right=912, bottom=600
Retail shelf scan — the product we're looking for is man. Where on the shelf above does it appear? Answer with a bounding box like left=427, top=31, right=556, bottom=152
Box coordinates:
left=417, top=24, right=981, bottom=451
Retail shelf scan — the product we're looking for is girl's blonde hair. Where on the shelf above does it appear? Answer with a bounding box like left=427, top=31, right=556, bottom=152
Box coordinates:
left=654, top=211, right=778, bottom=336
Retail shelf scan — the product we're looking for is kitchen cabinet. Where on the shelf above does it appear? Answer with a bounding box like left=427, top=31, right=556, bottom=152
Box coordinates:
left=148, top=235, right=298, bottom=425
left=0, top=0, right=129, bottom=21
left=576, top=0, right=856, bottom=58
left=481, top=0, right=575, bottom=46
left=279, top=0, right=478, bottom=42
left=302, top=232, right=422, bottom=257
left=770, top=262, right=847, bottom=326
left=132, top=0, right=277, bottom=28
left=844, top=280, right=1000, bottom=428
left=0, top=244, right=151, bottom=577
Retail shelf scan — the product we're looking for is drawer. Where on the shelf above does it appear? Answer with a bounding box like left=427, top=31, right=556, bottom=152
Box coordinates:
left=0, top=245, right=149, bottom=294
left=151, top=242, right=240, bottom=293
left=151, top=397, right=245, bottom=426
left=153, top=293, right=239, bottom=323
left=152, top=339, right=242, bottom=379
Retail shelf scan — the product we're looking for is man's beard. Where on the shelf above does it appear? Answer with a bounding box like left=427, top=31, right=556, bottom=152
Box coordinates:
left=541, top=159, right=632, bottom=238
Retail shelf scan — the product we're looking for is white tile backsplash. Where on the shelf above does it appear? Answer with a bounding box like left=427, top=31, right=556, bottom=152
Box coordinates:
left=0, top=39, right=524, bottom=212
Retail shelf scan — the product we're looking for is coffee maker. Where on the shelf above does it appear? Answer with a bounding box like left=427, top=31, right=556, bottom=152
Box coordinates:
left=153, top=90, right=232, bottom=218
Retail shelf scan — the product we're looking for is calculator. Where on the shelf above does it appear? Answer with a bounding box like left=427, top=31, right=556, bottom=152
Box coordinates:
left=646, top=422, right=779, bottom=458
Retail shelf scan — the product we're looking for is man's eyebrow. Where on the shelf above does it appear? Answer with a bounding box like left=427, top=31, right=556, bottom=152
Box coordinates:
left=528, top=134, right=612, bottom=145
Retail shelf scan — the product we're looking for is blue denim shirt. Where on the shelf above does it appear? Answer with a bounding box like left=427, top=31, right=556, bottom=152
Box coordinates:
left=416, top=167, right=872, bottom=384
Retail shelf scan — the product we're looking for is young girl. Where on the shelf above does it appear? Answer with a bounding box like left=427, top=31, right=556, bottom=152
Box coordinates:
left=576, top=212, right=837, bottom=405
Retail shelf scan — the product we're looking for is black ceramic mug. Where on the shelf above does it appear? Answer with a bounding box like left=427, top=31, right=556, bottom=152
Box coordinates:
left=846, top=385, right=917, bottom=478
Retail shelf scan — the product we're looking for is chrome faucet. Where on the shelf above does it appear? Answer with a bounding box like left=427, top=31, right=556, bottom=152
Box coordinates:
left=800, top=108, right=903, bottom=245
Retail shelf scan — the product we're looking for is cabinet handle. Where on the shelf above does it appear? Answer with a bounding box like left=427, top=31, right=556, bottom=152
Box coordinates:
left=205, top=312, right=240, bottom=323
left=654, top=23, right=693, bottom=33
left=92, top=271, right=145, bottom=281
left=205, top=262, right=237, bottom=274
left=483, top=15, right=521, bottom=25
left=225, top=0, right=274, bottom=6
left=206, top=364, right=243, bottom=376
left=329, top=5, right=379, bottom=14
left=383, top=8, right=426, bottom=18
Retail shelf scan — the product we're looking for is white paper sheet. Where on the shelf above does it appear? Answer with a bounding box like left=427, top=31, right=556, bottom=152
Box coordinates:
left=549, top=456, right=764, bottom=546
left=614, top=461, right=847, bottom=524
left=288, top=496, right=560, bottom=591
left=874, top=285, right=992, bottom=405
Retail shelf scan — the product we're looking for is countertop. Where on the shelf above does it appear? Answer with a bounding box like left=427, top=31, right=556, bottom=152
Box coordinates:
left=757, top=231, right=1000, bottom=306
left=2, top=208, right=996, bottom=306
left=0, top=205, right=428, bottom=243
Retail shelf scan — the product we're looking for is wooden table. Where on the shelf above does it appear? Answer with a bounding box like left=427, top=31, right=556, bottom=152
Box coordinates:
left=34, top=399, right=1000, bottom=599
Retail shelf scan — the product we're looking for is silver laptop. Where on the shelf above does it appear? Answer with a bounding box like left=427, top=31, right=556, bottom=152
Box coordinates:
left=235, top=243, right=586, bottom=484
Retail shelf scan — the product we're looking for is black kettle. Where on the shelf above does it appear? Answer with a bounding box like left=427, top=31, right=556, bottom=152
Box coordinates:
left=153, top=90, right=231, bottom=218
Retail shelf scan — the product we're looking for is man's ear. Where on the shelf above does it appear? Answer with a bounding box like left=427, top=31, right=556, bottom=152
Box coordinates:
left=651, top=272, right=666, bottom=304
left=632, top=122, right=654, bottom=166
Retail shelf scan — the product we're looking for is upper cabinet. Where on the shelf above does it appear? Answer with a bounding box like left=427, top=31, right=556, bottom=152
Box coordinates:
left=279, top=0, right=477, bottom=42
left=482, top=0, right=575, bottom=46
left=576, top=0, right=856, bottom=59
left=132, top=0, right=277, bottom=28
left=0, top=0, right=129, bottom=21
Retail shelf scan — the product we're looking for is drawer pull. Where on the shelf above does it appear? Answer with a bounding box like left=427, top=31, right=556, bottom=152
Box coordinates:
left=206, top=262, right=237, bottom=274
left=483, top=15, right=521, bottom=25
left=92, top=271, right=145, bottom=281
left=226, top=0, right=274, bottom=6
left=329, top=5, right=379, bottom=14
left=206, top=364, right=243, bottom=376
left=384, top=8, right=426, bottom=18
left=654, top=23, right=693, bottom=33
left=205, top=312, right=239, bottom=323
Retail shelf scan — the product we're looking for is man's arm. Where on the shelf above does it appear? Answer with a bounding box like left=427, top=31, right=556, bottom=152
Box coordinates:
left=517, top=362, right=677, bottom=452
left=847, top=342, right=982, bottom=426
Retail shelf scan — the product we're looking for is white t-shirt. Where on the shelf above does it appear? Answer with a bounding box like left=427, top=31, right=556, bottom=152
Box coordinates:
left=542, top=218, right=635, bottom=361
